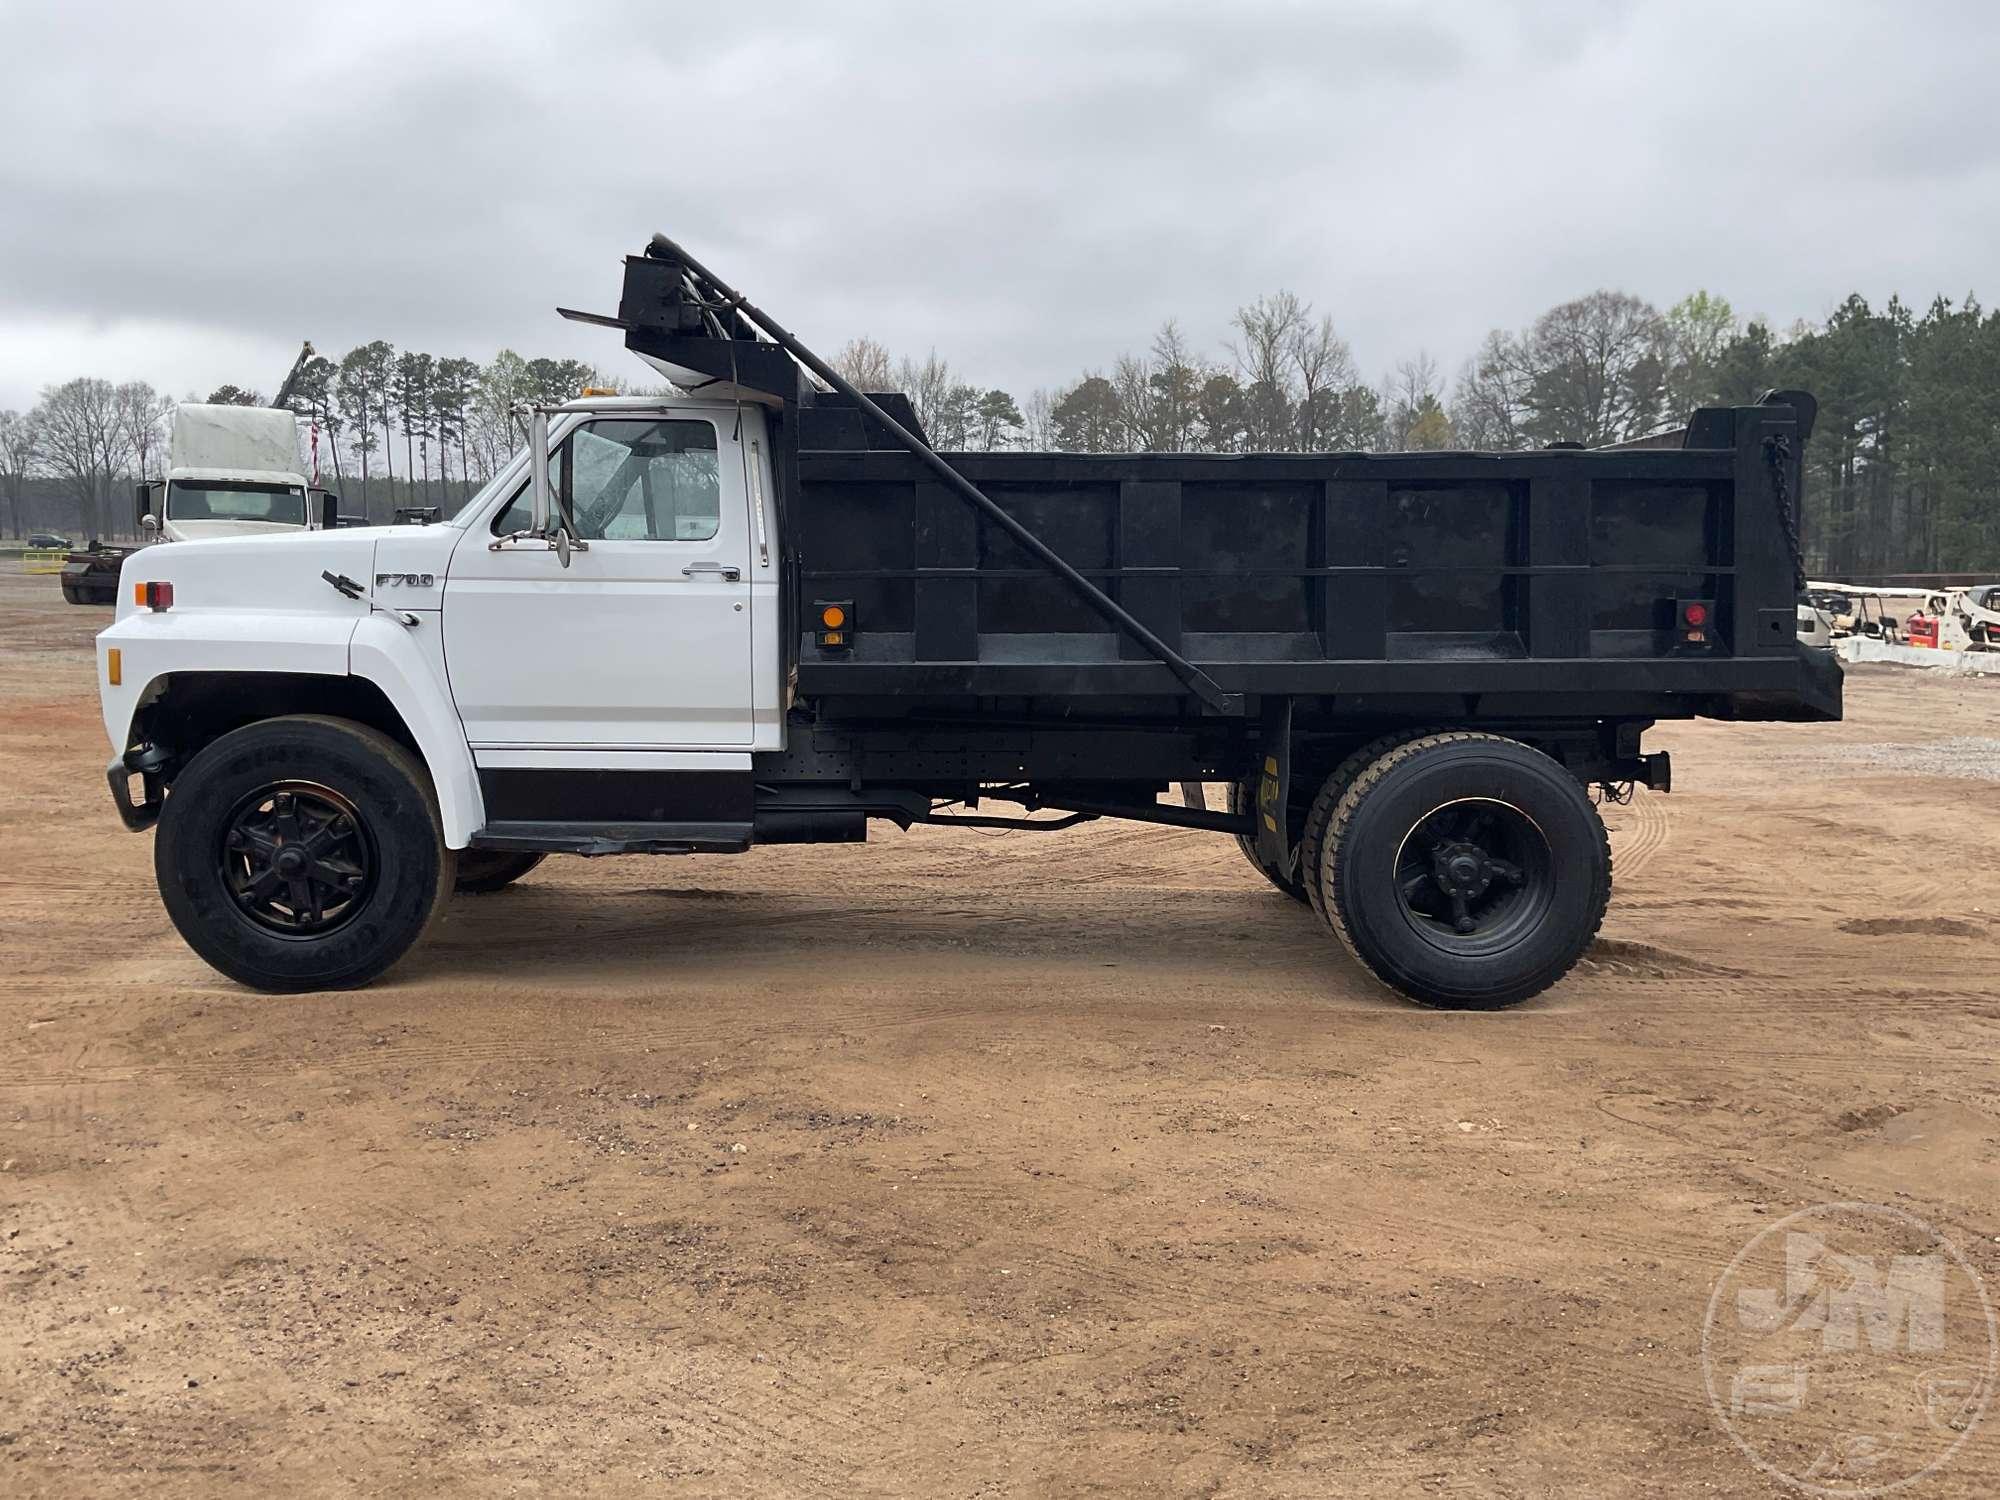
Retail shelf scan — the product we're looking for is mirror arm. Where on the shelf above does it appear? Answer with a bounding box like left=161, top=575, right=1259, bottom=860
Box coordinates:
left=527, top=408, right=552, bottom=536
left=516, top=405, right=593, bottom=567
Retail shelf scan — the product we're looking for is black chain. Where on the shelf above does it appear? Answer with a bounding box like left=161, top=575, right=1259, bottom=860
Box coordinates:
left=1762, top=432, right=1807, bottom=593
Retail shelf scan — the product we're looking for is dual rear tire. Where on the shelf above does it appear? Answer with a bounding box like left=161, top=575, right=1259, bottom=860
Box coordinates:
left=1297, top=733, right=1611, bottom=1009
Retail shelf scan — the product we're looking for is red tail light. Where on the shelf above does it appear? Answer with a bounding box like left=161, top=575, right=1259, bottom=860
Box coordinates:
left=1676, top=598, right=1713, bottom=644
left=135, top=580, right=173, bottom=611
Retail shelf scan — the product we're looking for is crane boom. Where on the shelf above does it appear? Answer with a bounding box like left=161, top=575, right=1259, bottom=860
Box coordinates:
left=270, top=340, right=317, bottom=411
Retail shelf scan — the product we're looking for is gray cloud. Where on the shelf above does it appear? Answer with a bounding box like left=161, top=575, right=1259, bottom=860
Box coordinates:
left=2, top=0, right=1995, bottom=409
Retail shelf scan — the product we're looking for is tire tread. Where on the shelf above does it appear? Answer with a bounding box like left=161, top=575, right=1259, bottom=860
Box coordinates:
left=1321, top=731, right=1612, bottom=1008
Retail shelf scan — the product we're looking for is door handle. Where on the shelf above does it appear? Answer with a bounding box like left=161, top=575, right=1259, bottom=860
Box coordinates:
left=682, top=563, right=742, bottom=582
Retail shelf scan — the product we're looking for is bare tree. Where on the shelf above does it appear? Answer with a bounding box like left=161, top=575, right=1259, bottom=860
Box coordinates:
left=834, top=336, right=895, bottom=391
left=0, top=409, right=41, bottom=539
left=1110, top=353, right=1159, bottom=450
left=893, top=350, right=955, bottom=436
left=34, top=378, right=131, bottom=540
left=1450, top=330, right=1531, bottom=449
left=1020, top=388, right=1058, bottom=450
left=1287, top=312, right=1357, bottom=449
left=114, top=381, right=174, bottom=483
left=1229, top=290, right=1310, bottom=448
left=1384, top=352, right=1444, bottom=450
left=1147, top=320, right=1206, bottom=450
left=1499, top=290, right=1669, bottom=445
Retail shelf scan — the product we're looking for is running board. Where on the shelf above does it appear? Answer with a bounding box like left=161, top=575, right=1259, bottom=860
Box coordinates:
left=469, top=821, right=753, bottom=856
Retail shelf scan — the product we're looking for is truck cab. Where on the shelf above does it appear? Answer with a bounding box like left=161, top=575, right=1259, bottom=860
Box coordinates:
left=63, top=403, right=336, bottom=605
left=139, top=402, right=333, bottom=544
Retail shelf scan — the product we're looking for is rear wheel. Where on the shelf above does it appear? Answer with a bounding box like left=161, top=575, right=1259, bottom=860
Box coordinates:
left=1299, top=732, right=1422, bottom=925
left=1228, top=777, right=1309, bottom=903
left=155, top=716, right=453, bottom=992
left=454, top=850, right=546, bottom=894
left=1320, top=733, right=1609, bottom=1009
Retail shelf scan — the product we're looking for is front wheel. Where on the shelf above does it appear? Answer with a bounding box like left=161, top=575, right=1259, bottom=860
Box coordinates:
left=454, top=850, right=546, bottom=894
left=1320, top=733, right=1610, bottom=1009
left=154, top=716, right=453, bottom=992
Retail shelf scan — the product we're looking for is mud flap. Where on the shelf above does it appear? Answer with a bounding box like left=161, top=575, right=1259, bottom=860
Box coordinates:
left=1252, top=698, right=1296, bottom=881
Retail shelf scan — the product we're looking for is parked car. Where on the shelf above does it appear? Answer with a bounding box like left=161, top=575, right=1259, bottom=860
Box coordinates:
left=27, top=532, right=72, bottom=550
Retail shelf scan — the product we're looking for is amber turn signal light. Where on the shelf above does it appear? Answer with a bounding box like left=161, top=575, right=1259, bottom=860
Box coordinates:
left=815, top=599, right=854, bottom=651
left=135, top=580, right=173, bottom=611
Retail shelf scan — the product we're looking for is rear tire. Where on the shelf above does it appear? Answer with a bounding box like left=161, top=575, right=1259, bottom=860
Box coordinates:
left=1320, top=733, right=1610, bottom=1009
left=1299, top=731, right=1424, bottom=925
left=1228, top=777, right=1309, bottom=903
left=454, top=850, right=546, bottom=894
left=155, top=716, right=453, bottom=993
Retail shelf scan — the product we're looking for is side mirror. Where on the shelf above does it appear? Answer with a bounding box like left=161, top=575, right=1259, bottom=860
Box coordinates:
left=311, top=489, right=340, bottom=529
left=139, top=512, right=160, bottom=537
left=523, top=408, right=584, bottom=568
left=134, top=480, right=157, bottom=528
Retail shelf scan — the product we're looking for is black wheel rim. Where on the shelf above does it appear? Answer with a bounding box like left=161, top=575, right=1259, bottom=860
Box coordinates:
left=220, top=782, right=376, bottom=937
left=1391, top=798, right=1555, bottom=956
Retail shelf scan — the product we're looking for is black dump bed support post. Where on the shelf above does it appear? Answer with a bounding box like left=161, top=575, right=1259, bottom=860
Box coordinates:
left=640, top=233, right=1243, bottom=716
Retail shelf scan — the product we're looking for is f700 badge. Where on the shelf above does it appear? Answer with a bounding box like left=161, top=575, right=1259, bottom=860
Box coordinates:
left=375, top=573, right=435, bottom=588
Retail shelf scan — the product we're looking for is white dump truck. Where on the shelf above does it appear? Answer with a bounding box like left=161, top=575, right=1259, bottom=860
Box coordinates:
left=91, top=234, right=1841, bottom=1007
left=61, top=402, right=337, bottom=604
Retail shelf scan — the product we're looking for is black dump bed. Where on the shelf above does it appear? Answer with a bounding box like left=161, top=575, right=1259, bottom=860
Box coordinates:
left=787, top=397, right=1838, bottom=723
left=592, top=237, right=1840, bottom=727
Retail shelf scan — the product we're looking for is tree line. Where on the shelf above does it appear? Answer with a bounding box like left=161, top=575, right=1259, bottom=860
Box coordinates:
left=5, top=284, right=1996, bottom=576
left=0, top=347, right=622, bottom=541
left=837, top=286, right=2000, bottom=577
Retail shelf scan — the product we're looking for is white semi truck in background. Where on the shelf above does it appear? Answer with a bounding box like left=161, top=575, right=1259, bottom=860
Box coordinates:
left=61, top=401, right=339, bottom=604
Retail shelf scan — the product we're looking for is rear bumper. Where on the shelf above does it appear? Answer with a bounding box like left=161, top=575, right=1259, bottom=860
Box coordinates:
left=106, top=747, right=166, bottom=832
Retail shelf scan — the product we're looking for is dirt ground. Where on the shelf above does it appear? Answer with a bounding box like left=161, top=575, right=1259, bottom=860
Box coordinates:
left=2, top=565, right=1997, bottom=1498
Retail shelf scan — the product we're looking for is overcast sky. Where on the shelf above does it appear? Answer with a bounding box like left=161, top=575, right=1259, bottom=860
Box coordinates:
left=2, top=0, right=1996, bottom=412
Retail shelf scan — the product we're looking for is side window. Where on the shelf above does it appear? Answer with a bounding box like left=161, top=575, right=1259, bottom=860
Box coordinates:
left=570, top=419, right=720, bottom=541
left=488, top=418, right=721, bottom=541
left=490, top=446, right=562, bottom=537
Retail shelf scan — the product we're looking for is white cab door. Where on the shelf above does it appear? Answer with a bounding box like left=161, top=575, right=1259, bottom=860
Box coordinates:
left=443, top=412, right=754, bottom=748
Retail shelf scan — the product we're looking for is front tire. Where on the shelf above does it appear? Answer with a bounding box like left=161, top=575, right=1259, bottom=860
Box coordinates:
left=155, top=716, right=453, bottom=992
left=1321, top=733, right=1610, bottom=1009
left=454, top=850, right=545, bottom=894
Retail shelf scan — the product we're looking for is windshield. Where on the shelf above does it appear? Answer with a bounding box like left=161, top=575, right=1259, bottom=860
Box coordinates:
left=168, top=480, right=307, bottom=526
